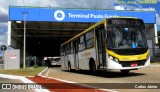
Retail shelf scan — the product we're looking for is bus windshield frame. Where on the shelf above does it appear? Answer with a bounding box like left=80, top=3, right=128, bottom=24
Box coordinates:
left=107, top=18, right=144, bottom=25
left=106, top=18, right=148, bottom=50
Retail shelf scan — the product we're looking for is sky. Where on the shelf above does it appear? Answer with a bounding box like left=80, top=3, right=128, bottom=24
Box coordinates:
left=0, top=0, right=160, bottom=48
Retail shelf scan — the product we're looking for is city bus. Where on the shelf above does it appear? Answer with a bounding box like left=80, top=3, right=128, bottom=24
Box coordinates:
left=60, top=17, right=150, bottom=74
left=50, top=56, right=61, bottom=66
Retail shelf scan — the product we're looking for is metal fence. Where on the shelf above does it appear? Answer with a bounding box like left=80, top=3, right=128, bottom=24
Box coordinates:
left=151, top=48, right=160, bottom=62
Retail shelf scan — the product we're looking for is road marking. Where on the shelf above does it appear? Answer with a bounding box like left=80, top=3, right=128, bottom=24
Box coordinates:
left=38, top=67, right=117, bottom=91
left=45, top=68, right=50, bottom=76
left=40, top=75, right=117, bottom=92
left=38, top=67, right=48, bottom=76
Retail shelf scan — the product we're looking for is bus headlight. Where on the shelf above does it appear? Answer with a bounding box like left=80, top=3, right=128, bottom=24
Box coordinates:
left=109, top=55, right=113, bottom=60
left=108, top=55, right=119, bottom=63
left=114, top=58, right=119, bottom=62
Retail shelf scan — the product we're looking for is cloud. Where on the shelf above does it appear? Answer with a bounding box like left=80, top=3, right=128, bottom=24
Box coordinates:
left=156, top=13, right=160, bottom=24
left=134, top=7, right=155, bottom=11
left=0, top=30, right=7, bottom=46
left=49, top=0, right=116, bottom=9
left=0, top=0, right=117, bottom=22
left=114, top=4, right=155, bottom=11
left=156, top=13, right=160, bottom=30
left=0, top=5, right=8, bottom=22
left=114, top=5, right=125, bottom=10
left=0, top=30, right=8, bottom=55
left=0, top=23, right=7, bottom=28
left=0, top=23, right=7, bottom=32
left=0, top=23, right=8, bottom=48
left=0, top=7, right=7, bottom=15
left=0, top=0, right=159, bottom=28
left=114, top=4, right=160, bottom=30
left=0, top=0, right=117, bottom=47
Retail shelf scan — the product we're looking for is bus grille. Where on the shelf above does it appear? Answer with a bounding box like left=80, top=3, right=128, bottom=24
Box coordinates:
left=119, top=60, right=146, bottom=67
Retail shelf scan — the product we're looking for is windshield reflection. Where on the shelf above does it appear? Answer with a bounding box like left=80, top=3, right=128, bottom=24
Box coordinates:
left=107, top=27, right=147, bottom=49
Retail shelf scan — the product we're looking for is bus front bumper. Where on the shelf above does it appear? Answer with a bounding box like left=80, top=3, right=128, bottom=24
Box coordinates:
left=107, top=57, right=150, bottom=70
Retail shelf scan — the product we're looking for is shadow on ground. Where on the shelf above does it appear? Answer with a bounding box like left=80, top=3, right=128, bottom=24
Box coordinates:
left=61, top=69, right=145, bottom=78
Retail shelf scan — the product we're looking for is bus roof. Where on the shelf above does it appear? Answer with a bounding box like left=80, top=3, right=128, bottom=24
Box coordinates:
left=61, top=17, right=140, bottom=46
left=61, top=18, right=106, bottom=46
left=111, top=17, right=139, bottom=19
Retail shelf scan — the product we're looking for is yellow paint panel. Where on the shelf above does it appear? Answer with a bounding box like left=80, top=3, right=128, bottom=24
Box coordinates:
left=106, top=49, right=149, bottom=61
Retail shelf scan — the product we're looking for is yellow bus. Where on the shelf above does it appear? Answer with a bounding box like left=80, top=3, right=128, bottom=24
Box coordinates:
left=60, top=17, right=150, bottom=74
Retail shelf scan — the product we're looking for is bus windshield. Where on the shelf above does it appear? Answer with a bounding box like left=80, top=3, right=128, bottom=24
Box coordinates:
left=106, top=27, right=147, bottom=49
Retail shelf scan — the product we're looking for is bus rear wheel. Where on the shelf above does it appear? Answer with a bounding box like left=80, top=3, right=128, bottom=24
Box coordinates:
left=120, top=70, right=130, bottom=74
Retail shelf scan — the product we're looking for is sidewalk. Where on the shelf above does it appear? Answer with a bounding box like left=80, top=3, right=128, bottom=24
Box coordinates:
left=0, top=77, right=35, bottom=92
left=0, top=74, right=49, bottom=92
left=0, top=67, right=114, bottom=92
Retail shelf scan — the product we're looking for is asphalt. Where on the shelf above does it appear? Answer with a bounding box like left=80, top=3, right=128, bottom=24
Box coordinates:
left=43, top=65, right=160, bottom=92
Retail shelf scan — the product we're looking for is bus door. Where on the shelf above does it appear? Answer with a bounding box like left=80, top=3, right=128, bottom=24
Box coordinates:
left=60, top=47, right=65, bottom=68
left=95, top=25, right=106, bottom=69
left=73, top=40, right=79, bottom=69
left=62, top=46, right=67, bottom=68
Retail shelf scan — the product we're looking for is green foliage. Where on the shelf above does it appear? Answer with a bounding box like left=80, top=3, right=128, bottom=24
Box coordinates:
left=33, top=65, right=39, bottom=69
left=0, top=67, right=46, bottom=76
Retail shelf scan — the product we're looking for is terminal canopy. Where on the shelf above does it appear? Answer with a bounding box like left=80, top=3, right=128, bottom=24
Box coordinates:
left=8, top=6, right=156, bottom=58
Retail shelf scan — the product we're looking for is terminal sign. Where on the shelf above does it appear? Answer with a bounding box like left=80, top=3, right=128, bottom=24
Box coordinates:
left=9, top=6, right=156, bottom=23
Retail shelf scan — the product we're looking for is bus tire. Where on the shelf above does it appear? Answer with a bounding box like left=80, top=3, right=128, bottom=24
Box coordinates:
left=68, top=62, right=72, bottom=72
left=90, top=62, right=97, bottom=75
left=120, top=70, right=130, bottom=74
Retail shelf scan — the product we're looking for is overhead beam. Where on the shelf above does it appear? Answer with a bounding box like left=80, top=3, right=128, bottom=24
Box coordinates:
left=12, top=28, right=85, bottom=31
left=17, top=35, right=74, bottom=37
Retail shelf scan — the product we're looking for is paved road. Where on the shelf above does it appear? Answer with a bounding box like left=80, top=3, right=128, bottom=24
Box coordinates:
left=0, top=77, right=35, bottom=92
left=43, top=64, right=160, bottom=92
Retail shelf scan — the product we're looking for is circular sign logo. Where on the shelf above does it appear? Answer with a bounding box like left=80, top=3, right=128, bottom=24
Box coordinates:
left=54, top=10, right=65, bottom=21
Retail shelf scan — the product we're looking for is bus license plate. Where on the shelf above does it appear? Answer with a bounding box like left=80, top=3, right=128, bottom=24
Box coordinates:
left=131, top=63, right=138, bottom=67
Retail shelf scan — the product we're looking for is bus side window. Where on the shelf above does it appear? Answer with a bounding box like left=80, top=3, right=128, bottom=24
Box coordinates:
left=61, top=47, right=64, bottom=56
left=86, top=30, right=94, bottom=48
left=70, top=42, right=73, bottom=54
left=64, top=46, right=67, bottom=55
left=79, top=35, right=85, bottom=51
left=76, top=39, right=79, bottom=52
left=68, top=43, right=72, bottom=54
left=78, top=39, right=80, bottom=51
left=66, top=44, right=70, bottom=55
